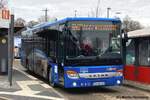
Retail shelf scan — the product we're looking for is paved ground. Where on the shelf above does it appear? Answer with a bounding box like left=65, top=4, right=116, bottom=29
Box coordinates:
left=54, top=85, right=150, bottom=100
left=0, top=59, right=65, bottom=100
left=0, top=59, right=150, bottom=100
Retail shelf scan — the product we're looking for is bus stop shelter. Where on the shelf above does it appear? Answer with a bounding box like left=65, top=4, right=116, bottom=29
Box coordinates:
left=0, top=26, right=24, bottom=74
left=124, top=28, right=150, bottom=84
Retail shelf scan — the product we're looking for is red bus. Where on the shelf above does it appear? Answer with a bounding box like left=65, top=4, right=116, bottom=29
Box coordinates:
left=123, top=28, right=150, bottom=84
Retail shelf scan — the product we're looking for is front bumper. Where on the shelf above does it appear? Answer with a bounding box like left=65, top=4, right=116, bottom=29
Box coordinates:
left=64, top=76, right=123, bottom=88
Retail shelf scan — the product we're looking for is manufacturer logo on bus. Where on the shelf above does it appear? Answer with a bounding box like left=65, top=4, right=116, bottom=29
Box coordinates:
left=80, top=68, right=88, bottom=73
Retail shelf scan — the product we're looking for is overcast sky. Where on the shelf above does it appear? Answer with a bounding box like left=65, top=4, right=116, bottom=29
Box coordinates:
left=8, top=0, right=150, bottom=27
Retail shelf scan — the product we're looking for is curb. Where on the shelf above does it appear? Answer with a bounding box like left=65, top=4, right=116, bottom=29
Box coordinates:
left=123, top=80, right=150, bottom=92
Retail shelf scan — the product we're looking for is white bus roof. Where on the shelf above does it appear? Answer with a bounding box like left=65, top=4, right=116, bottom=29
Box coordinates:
left=128, top=28, right=150, bottom=38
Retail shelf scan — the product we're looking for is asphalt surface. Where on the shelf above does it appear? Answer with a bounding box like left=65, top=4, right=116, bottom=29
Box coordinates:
left=54, top=85, right=150, bottom=100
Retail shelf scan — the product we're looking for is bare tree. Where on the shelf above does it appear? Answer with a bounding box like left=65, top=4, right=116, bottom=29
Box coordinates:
left=27, top=20, right=39, bottom=28
left=0, top=0, right=7, bottom=9
left=15, top=18, right=26, bottom=27
left=38, top=15, right=49, bottom=23
left=38, top=16, right=57, bottom=23
left=122, top=16, right=143, bottom=32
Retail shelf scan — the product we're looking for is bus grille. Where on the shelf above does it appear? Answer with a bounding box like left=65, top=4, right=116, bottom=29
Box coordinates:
left=79, top=72, right=116, bottom=79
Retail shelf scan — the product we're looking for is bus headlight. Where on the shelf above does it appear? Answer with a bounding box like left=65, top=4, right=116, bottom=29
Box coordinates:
left=66, top=70, right=79, bottom=79
left=117, top=80, right=121, bottom=84
left=115, top=72, right=123, bottom=76
left=116, top=69, right=123, bottom=76
left=73, top=82, right=77, bottom=87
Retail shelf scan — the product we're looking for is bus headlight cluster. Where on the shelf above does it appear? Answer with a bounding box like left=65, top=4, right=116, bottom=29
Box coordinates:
left=115, top=72, right=123, bottom=76
left=66, top=70, right=79, bottom=79
left=116, top=70, right=123, bottom=76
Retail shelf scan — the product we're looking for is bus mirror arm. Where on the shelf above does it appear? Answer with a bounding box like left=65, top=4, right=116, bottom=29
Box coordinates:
left=123, top=32, right=128, bottom=42
left=122, top=32, right=128, bottom=42
left=121, top=29, right=128, bottom=42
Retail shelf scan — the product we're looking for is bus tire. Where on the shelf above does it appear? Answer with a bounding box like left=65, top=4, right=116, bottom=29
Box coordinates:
left=48, top=67, right=56, bottom=87
left=26, top=62, right=29, bottom=71
left=26, top=59, right=29, bottom=70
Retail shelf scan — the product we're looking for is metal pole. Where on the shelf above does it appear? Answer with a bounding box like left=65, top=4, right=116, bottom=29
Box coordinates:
left=42, top=8, right=48, bottom=22
left=8, top=23, right=11, bottom=86
left=96, top=0, right=100, bottom=18
left=45, top=8, right=48, bottom=22
left=42, top=8, right=49, bottom=22
left=107, top=7, right=111, bottom=18
left=8, top=14, right=14, bottom=86
left=74, top=10, right=77, bottom=17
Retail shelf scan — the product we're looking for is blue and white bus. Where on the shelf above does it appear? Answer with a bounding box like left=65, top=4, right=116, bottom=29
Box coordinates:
left=21, top=17, right=123, bottom=88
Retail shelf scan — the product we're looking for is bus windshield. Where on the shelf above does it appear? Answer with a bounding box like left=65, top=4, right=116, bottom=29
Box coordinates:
left=67, top=21, right=121, bottom=57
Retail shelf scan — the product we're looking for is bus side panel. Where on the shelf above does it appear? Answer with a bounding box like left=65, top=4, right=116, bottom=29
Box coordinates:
left=48, top=63, right=59, bottom=84
left=64, top=65, right=123, bottom=88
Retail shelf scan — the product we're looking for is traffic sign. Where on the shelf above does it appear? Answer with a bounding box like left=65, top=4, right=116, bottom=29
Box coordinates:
left=2, top=9, right=10, bottom=19
left=0, top=9, right=10, bottom=28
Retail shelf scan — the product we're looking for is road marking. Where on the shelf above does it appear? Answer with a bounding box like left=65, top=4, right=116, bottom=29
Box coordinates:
left=13, top=67, right=66, bottom=99
left=15, top=81, right=41, bottom=95
left=0, top=92, right=65, bottom=100
left=0, top=80, right=65, bottom=100
left=40, top=83, right=52, bottom=89
left=0, top=96, right=11, bottom=100
left=14, top=67, right=37, bottom=80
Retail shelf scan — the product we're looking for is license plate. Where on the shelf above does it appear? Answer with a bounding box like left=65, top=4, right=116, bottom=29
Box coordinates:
left=93, top=82, right=105, bottom=86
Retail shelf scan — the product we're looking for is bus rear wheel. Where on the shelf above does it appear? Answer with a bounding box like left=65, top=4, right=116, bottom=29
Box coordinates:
left=26, top=62, right=29, bottom=71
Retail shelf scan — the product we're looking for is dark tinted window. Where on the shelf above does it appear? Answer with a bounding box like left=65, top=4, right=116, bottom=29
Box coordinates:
left=67, top=21, right=121, bottom=57
left=139, top=39, right=150, bottom=66
left=126, top=39, right=135, bottom=65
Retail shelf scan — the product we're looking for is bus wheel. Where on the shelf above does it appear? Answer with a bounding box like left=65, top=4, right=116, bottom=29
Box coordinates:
left=26, top=63, right=29, bottom=71
left=48, top=67, right=56, bottom=87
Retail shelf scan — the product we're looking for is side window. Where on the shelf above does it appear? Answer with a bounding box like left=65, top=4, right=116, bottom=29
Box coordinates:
left=35, top=51, right=47, bottom=59
left=49, top=41, right=56, bottom=57
left=139, top=39, right=149, bottom=66
left=28, top=51, right=34, bottom=59
left=126, top=39, right=135, bottom=65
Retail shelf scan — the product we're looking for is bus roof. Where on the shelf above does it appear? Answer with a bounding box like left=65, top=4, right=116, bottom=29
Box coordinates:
left=22, top=17, right=121, bottom=35
left=46, top=17, right=121, bottom=23
left=32, top=17, right=121, bottom=30
left=128, top=28, right=150, bottom=38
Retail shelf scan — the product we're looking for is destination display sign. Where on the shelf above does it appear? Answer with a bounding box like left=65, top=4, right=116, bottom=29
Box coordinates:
left=70, top=23, right=117, bottom=31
